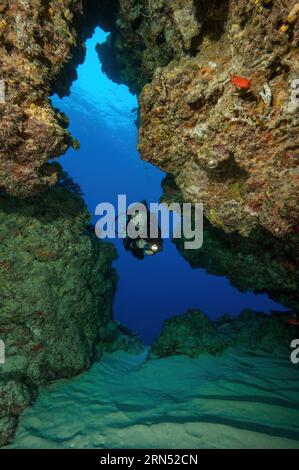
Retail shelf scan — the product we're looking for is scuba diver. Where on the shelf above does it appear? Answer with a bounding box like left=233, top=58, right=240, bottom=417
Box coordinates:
left=123, top=201, right=163, bottom=260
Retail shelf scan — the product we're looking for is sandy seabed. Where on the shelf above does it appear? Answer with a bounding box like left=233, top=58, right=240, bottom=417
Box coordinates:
left=9, top=348, right=299, bottom=449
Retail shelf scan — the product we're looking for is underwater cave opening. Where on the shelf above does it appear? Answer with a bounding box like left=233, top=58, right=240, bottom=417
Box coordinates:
left=51, top=27, right=289, bottom=345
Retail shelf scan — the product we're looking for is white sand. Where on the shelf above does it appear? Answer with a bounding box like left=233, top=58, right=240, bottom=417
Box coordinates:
left=10, top=348, right=299, bottom=449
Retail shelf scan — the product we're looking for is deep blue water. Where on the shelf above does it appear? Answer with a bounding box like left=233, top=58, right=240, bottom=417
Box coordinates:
left=52, top=28, right=287, bottom=345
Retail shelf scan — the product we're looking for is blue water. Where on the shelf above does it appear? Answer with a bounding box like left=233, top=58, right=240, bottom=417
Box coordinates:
left=52, top=28, right=287, bottom=345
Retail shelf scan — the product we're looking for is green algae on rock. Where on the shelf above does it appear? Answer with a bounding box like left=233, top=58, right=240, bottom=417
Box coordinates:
left=0, top=188, right=120, bottom=446
left=159, top=174, right=299, bottom=314
left=150, top=309, right=296, bottom=359
left=0, top=0, right=117, bottom=197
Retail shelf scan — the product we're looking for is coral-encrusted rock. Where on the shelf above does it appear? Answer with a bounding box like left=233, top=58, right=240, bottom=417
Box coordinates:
left=150, top=309, right=295, bottom=359
left=0, top=0, right=117, bottom=197
left=0, top=188, right=118, bottom=445
left=100, top=0, right=299, bottom=239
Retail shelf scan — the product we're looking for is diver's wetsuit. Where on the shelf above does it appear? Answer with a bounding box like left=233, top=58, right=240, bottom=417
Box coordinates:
left=123, top=201, right=163, bottom=260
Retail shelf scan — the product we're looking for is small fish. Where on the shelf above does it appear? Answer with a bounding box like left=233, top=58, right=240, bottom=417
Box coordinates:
left=229, top=74, right=251, bottom=90
left=286, top=318, right=299, bottom=327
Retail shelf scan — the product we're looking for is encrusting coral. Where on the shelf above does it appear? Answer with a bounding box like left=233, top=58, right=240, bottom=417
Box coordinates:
left=150, top=308, right=297, bottom=359
left=0, top=187, right=141, bottom=446
left=159, top=173, right=299, bottom=314
left=0, top=0, right=298, bottom=446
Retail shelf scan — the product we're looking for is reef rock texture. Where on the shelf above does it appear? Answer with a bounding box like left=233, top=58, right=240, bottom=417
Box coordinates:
left=171, top=209, right=299, bottom=313
left=0, top=188, right=124, bottom=446
left=100, top=0, right=299, bottom=240
left=160, top=174, right=299, bottom=313
left=1, top=0, right=298, bottom=236
left=150, top=309, right=296, bottom=359
left=0, top=0, right=117, bottom=197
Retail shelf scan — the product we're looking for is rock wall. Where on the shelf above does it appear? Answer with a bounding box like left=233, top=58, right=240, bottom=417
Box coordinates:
left=99, top=0, right=299, bottom=240
left=0, top=187, right=121, bottom=446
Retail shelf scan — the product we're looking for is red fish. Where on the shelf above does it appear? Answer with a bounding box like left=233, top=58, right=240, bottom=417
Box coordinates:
left=229, top=74, right=251, bottom=90
left=286, top=318, right=299, bottom=327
